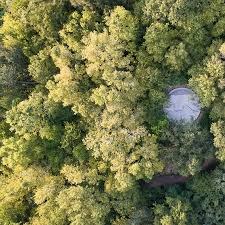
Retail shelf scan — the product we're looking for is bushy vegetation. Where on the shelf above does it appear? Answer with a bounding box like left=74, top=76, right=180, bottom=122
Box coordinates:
left=0, top=0, right=225, bottom=224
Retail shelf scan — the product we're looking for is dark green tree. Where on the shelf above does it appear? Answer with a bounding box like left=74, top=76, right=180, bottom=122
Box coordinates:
left=159, top=124, right=214, bottom=176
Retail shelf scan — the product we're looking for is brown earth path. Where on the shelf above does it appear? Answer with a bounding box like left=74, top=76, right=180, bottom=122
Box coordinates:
left=141, top=158, right=218, bottom=188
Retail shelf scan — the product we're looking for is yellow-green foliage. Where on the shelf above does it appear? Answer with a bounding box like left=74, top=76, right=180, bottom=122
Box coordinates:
left=0, top=0, right=225, bottom=224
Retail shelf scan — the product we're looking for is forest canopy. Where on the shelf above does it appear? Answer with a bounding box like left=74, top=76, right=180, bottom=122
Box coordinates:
left=0, top=0, right=225, bottom=224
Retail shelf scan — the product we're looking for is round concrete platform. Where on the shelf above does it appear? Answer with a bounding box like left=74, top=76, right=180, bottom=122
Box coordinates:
left=164, top=87, right=201, bottom=123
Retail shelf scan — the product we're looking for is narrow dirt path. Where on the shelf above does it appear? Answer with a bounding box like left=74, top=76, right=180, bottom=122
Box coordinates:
left=142, top=158, right=218, bottom=188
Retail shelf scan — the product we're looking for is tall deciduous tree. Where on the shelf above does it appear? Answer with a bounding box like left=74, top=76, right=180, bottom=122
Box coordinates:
left=159, top=124, right=214, bottom=176
left=0, top=45, right=30, bottom=113
left=0, top=0, right=69, bottom=56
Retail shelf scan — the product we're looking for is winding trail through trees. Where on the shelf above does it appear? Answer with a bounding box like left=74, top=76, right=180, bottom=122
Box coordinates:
left=142, top=158, right=218, bottom=188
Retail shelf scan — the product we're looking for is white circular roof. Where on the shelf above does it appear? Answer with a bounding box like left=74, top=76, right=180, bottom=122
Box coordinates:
left=164, top=87, right=201, bottom=123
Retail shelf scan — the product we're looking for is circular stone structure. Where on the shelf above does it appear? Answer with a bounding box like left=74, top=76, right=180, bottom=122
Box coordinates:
left=164, top=87, right=201, bottom=123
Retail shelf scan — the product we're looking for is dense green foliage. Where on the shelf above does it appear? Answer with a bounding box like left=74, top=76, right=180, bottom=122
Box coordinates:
left=0, top=0, right=225, bottom=224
